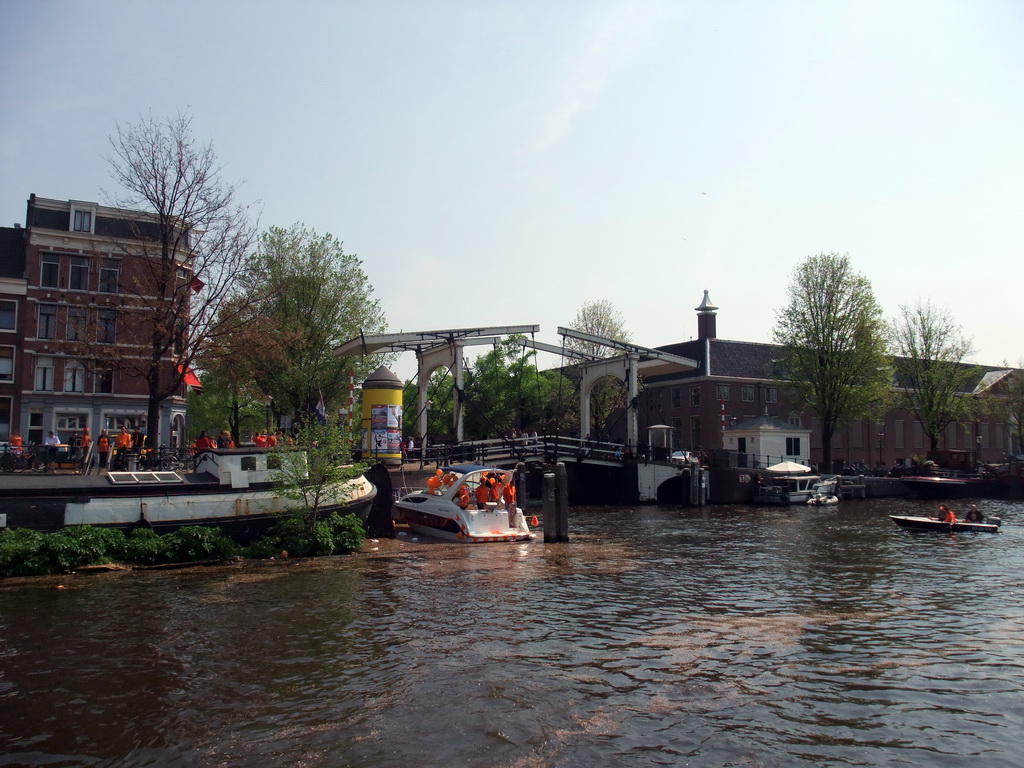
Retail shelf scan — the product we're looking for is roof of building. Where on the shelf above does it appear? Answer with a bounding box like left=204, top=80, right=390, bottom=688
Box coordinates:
left=650, top=338, right=782, bottom=382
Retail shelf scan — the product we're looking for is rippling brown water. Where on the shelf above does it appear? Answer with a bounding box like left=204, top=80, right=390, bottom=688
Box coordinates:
left=2, top=497, right=1024, bottom=767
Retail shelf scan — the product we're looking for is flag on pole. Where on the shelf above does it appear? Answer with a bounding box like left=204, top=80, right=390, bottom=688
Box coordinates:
left=315, top=390, right=327, bottom=425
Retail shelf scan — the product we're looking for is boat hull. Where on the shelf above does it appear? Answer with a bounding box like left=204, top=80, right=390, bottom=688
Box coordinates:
left=889, top=515, right=1000, bottom=533
left=0, top=473, right=377, bottom=544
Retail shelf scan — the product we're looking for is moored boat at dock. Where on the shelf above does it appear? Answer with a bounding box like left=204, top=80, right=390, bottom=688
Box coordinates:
left=0, top=447, right=376, bottom=542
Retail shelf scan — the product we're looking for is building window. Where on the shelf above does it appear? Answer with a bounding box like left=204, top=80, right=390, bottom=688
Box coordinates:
left=64, top=360, right=86, bottom=393
left=95, top=368, right=114, bottom=394
left=716, top=384, right=730, bottom=401
left=69, top=257, right=89, bottom=291
left=765, top=387, right=778, bottom=403
left=40, top=254, right=60, bottom=288
left=689, top=387, right=700, bottom=407
left=28, top=411, right=44, bottom=445
left=0, top=300, right=15, bottom=331
left=99, top=261, right=120, bottom=294
left=670, top=388, right=682, bottom=408
left=35, top=356, right=54, bottom=391
left=72, top=208, right=93, bottom=233
left=0, top=397, right=9, bottom=442
left=786, top=437, right=801, bottom=456
left=56, top=413, right=90, bottom=432
left=741, top=385, right=754, bottom=402
left=67, top=308, right=88, bottom=341
left=97, top=310, right=117, bottom=344
left=38, top=304, right=58, bottom=339
left=0, top=346, right=12, bottom=382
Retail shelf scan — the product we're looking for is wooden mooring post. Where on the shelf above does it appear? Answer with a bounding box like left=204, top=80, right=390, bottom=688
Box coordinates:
left=542, top=462, right=570, bottom=542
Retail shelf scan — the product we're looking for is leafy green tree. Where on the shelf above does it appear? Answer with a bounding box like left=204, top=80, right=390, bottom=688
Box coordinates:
left=239, top=224, right=388, bottom=420
left=773, top=253, right=892, bottom=471
left=891, top=300, right=983, bottom=454
left=185, top=372, right=265, bottom=444
left=403, top=369, right=455, bottom=442
left=270, top=420, right=367, bottom=534
left=463, top=338, right=549, bottom=439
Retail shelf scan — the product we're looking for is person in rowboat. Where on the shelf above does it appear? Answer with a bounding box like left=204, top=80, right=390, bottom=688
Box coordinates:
left=964, top=505, right=984, bottom=523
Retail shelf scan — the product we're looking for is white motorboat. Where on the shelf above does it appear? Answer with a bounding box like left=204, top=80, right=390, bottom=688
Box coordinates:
left=395, top=465, right=536, bottom=543
left=754, top=473, right=825, bottom=505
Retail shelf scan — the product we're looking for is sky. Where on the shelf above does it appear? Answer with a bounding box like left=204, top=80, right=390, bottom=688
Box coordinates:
left=2, top=0, right=1022, bottom=381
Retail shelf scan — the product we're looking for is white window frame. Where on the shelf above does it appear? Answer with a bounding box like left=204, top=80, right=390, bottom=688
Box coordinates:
left=94, top=368, right=114, bottom=394
left=0, top=346, right=13, bottom=382
left=716, top=384, right=730, bottom=401
left=35, top=356, right=54, bottom=392
left=765, top=387, right=778, bottom=404
left=38, top=303, right=58, bottom=340
left=40, top=254, right=60, bottom=288
left=0, top=299, right=15, bottom=332
left=64, top=360, right=86, bottom=393
left=99, top=260, right=120, bottom=294
left=97, top=310, right=116, bottom=344
left=69, top=257, right=90, bottom=291
left=71, top=204, right=95, bottom=234
left=67, top=308, right=87, bottom=341
left=56, top=412, right=89, bottom=431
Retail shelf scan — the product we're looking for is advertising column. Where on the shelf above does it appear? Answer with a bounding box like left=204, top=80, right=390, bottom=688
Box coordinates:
left=360, top=365, right=403, bottom=466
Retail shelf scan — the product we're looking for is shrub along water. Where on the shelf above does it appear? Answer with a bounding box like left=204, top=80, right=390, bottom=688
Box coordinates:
left=0, top=512, right=367, bottom=578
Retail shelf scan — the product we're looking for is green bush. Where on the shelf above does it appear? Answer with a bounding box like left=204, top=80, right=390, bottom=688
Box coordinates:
left=264, top=516, right=311, bottom=557
left=253, top=512, right=365, bottom=558
left=124, top=528, right=169, bottom=565
left=45, top=526, right=127, bottom=570
left=328, top=513, right=366, bottom=555
left=0, top=528, right=51, bottom=577
left=0, top=512, right=365, bottom=578
left=162, top=526, right=236, bottom=562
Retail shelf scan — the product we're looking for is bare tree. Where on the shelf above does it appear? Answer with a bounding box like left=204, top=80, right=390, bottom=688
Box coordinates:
left=1004, top=363, right=1024, bottom=456
left=773, top=253, right=892, bottom=472
left=96, top=113, right=257, bottom=448
left=566, top=300, right=633, bottom=438
left=891, top=300, right=982, bottom=454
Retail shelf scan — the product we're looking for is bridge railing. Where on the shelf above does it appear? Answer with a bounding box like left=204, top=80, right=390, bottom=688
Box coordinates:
left=427, top=435, right=646, bottom=467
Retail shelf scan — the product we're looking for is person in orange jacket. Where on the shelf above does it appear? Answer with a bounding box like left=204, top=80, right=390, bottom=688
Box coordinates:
left=456, top=485, right=471, bottom=509
left=427, top=469, right=444, bottom=495
left=490, top=475, right=504, bottom=503
left=475, top=480, right=491, bottom=508
left=503, top=480, right=517, bottom=526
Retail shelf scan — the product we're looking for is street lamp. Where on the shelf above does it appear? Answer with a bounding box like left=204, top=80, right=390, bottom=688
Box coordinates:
left=877, top=431, right=884, bottom=466
left=263, top=394, right=273, bottom=433
left=976, top=433, right=983, bottom=469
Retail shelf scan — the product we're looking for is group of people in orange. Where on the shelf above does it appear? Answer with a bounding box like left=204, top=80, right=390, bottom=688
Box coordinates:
left=191, top=429, right=295, bottom=454
left=934, top=504, right=985, bottom=524
left=425, top=469, right=518, bottom=514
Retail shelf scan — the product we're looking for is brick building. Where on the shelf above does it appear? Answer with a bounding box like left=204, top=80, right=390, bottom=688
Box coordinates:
left=0, top=195, right=194, bottom=448
left=634, top=292, right=1015, bottom=472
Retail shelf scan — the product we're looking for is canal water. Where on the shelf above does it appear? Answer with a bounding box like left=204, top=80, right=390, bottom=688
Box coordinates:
left=2, top=497, right=1024, bottom=768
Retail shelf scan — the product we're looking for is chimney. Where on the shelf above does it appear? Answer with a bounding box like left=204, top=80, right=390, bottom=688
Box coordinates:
left=695, top=290, right=718, bottom=340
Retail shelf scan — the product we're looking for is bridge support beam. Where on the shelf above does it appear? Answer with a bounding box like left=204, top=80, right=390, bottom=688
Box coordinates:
left=578, top=352, right=639, bottom=449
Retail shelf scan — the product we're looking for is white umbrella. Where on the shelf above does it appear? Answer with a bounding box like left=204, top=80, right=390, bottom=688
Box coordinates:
left=767, top=461, right=811, bottom=473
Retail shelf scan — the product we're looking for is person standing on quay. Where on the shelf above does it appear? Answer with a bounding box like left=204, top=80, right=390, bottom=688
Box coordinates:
left=97, top=430, right=110, bottom=472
